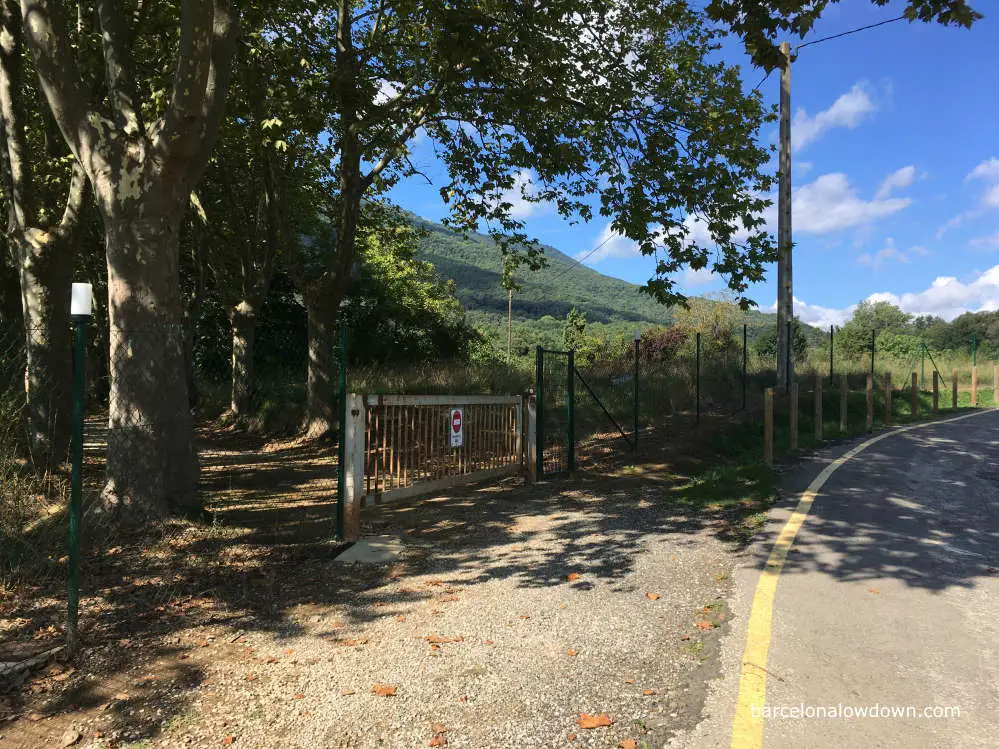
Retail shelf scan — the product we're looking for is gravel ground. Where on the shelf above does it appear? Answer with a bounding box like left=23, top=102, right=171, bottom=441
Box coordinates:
left=144, top=476, right=737, bottom=749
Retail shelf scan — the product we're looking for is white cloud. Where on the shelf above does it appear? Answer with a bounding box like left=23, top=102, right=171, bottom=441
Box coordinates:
left=682, top=266, right=717, bottom=288
left=796, top=161, right=814, bottom=176
left=938, top=158, right=999, bottom=238
left=793, top=83, right=876, bottom=151
left=874, top=165, right=916, bottom=201
left=967, top=157, right=999, bottom=182
left=794, top=173, right=910, bottom=234
left=970, top=230, right=999, bottom=249
left=856, top=238, right=928, bottom=271
left=797, top=265, right=999, bottom=325
left=580, top=224, right=639, bottom=263
left=500, top=169, right=547, bottom=219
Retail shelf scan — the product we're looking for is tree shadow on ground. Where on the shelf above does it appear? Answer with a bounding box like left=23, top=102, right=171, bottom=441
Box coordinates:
left=748, top=414, right=999, bottom=592
left=3, top=412, right=996, bottom=746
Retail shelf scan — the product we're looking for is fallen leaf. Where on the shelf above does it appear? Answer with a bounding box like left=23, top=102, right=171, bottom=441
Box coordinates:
left=60, top=729, right=81, bottom=747
left=395, top=615, right=407, bottom=622
left=566, top=649, right=578, bottom=657
left=642, top=689, right=655, bottom=696
left=483, top=639, right=494, bottom=645
left=425, top=635, right=464, bottom=644
left=28, top=712, right=45, bottom=722
left=519, top=615, right=530, bottom=620
left=567, top=733, right=577, bottom=741
left=372, top=683, right=397, bottom=697
left=566, top=572, right=581, bottom=582
left=429, top=643, right=441, bottom=652
left=340, top=638, right=369, bottom=647
left=284, top=648, right=295, bottom=656
left=425, top=579, right=446, bottom=587
left=265, top=656, right=279, bottom=664
left=695, top=620, right=713, bottom=630
left=341, top=689, right=356, bottom=696
left=245, top=673, right=257, bottom=682
left=680, top=635, right=691, bottom=641
left=577, top=713, right=613, bottom=729
left=623, top=679, right=635, bottom=684
left=646, top=592, right=660, bottom=601
left=437, top=596, right=460, bottom=603
left=429, top=735, right=447, bottom=748
left=114, top=692, right=129, bottom=701
left=430, top=723, right=447, bottom=733
left=458, top=695, right=468, bottom=703
left=222, top=737, right=234, bottom=746
left=293, top=693, right=305, bottom=700
left=867, top=588, right=881, bottom=594
left=619, top=741, right=638, bottom=749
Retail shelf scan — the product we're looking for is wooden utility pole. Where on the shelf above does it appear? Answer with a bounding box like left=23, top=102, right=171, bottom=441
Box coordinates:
left=776, top=41, right=794, bottom=395
left=507, top=288, right=513, bottom=361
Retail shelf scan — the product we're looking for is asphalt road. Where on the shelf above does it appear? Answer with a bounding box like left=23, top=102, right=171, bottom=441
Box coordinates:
left=675, top=409, right=999, bottom=749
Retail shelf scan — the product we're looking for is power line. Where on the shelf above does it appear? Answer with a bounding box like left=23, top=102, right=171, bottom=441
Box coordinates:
left=546, top=230, right=618, bottom=284
left=796, top=14, right=907, bottom=52
left=749, top=14, right=907, bottom=92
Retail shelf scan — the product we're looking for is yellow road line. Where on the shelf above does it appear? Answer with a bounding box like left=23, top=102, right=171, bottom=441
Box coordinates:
left=729, top=408, right=995, bottom=749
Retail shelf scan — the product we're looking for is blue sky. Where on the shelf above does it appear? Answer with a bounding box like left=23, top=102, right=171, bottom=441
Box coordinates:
left=387, top=1, right=999, bottom=326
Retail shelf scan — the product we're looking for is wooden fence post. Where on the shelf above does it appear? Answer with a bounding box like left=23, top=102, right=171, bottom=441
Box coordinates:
left=866, top=373, right=874, bottom=432
left=910, top=372, right=918, bottom=418
left=884, top=372, right=892, bottom=426
left=764, top=388, right=774, bottom=465
left=525, top=392, right=537, bottom=484
left=994, top=364, right=999, bottom=407
left=839, top=374, right=848, bottom=433
left=932, top=371, right=939, bottom=413
left=814, top=373, right=822, bottom=440
left=952, top=369, right=958, bottom=409
left=971, top=365, right=978, bottom=407
left=789, top=381, right=798, bottom=451
left=344, top=393, right=366, bottom=541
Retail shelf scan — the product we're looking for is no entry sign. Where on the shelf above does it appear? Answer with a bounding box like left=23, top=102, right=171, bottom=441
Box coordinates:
left=449, top=407, right=464, bottom=448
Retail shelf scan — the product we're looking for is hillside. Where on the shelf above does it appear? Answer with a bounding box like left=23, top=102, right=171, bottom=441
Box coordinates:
left=415, top=218, right=671, bottom=329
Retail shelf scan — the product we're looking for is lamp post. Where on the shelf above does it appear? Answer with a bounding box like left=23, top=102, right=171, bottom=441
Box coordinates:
left=633, top=331, right=641, bottom=450
left=68, top=282, right=91, bottom=654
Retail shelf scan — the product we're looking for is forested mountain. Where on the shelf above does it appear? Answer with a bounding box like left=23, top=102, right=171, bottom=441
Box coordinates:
left=414, top=217, right=671, bottom=327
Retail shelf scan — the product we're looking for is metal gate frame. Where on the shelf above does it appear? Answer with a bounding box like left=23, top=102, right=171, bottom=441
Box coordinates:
left=535, top=346, right=574, bottom=477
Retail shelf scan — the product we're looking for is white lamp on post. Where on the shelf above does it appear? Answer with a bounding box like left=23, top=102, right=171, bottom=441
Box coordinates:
left=67, top=282, right=92, bottom=654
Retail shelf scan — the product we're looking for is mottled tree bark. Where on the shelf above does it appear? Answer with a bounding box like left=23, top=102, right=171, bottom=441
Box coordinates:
left=102, top=204, right=198, bottom=514
left=229, top=301, right=258, bottom=418
left=21, top=0, right=238, bottom=516
left=303, top=289, right=336, bottom=440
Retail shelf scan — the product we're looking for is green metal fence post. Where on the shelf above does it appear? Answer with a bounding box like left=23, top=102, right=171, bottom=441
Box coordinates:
left=829, top=324, right=834, bottom=384
left=68, top=283, right=92, bottom=655
left=335, top=323, right=348, bottom=542
left=742, top=323, right=747, bottom=410
left=696, top=332, right=701, bottom=427
left=870, top=328, right=876, bottom=382
left=566, top=350, right=575, bottom=470
left=633, top=335, right=639, bottom=450
left=535, top=346, right=544, bottom=476
left=920, top=341, right=925, bottom=391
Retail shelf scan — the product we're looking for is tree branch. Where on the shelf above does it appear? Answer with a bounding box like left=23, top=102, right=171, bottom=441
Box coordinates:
left=0, top=0, right=31, bottom=227
left=96, top=0, right=144, bottom=136
left=19, top=0, right=96, bottom=163
left=183, top=0, right=238, bottom=186
left=55, top=159, right=87, bottom=235
left=153, top=0, right=214, bottom=167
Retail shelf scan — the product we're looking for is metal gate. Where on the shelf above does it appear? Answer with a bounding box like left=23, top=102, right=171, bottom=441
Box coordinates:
left=535, top=346, right=574, bottom=476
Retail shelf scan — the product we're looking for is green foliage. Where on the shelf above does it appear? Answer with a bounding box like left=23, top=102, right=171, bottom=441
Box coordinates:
left=754, top=318, right=810, bottom=365
left=837, top=300, right=912, bottom=360
left=707, top=0, right=982, bottom=70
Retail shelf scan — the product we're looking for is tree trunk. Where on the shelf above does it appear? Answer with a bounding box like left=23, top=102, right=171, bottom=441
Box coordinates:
left=229, top=301, right=258, bottom=419
left=17, top=228, right=73, bottom=465
left=101, top=207, right=199, bottom=517
left=304, top=293, right=337, bottom=440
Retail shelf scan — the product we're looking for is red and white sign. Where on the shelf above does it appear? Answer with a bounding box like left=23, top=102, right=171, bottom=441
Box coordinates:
left=449, top=408, right=464, bottom=448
